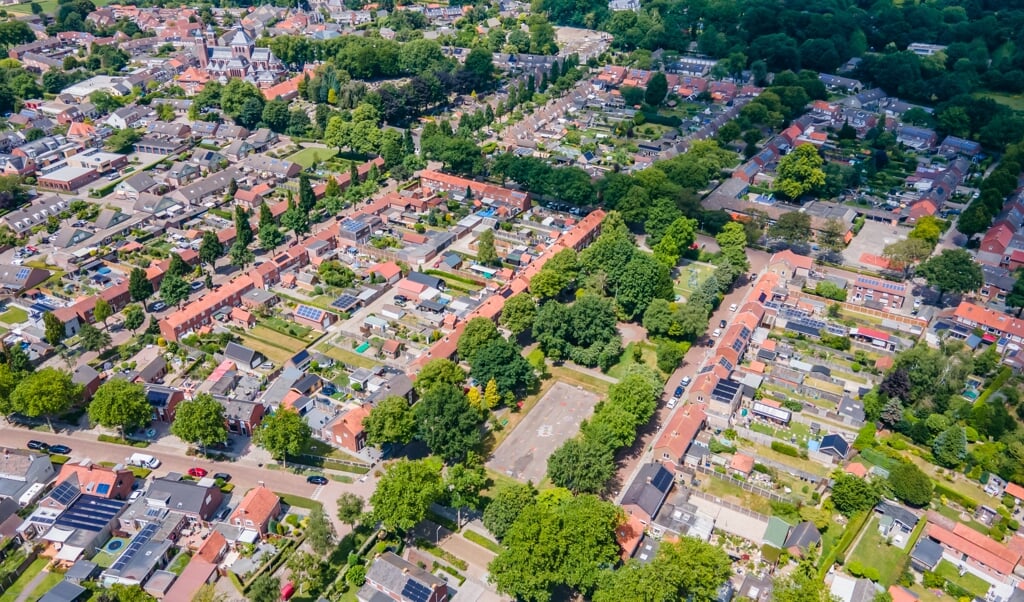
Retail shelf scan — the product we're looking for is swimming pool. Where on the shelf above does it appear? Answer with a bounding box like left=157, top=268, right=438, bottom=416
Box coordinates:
left=97, top=267, right=111, bottom=275
left=356, top=342, right=370, bottom=353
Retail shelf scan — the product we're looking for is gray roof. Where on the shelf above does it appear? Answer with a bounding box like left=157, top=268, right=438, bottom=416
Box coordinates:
left=783, top=521, right=821, bottom=551
left=406, top=270, right=444, bottom=290
left=72, top=364, right=100, bottom=387
left=64, top=559, right=98, bottom=583
left=876, top=501, right=918, bottom=529
left=38, top=580, right=87, bottom=602
left=362, top=552, right=446, bottom=600
left=121, top=172, right=157, bottom=193
left=911, top=537, right=943, bottom=568
left=819, top=434, right=850, bottom=459
left=621, top=463, right=673, bottom=519
left=261, top=366, right=303, bottom=406
left=224, top=342, right=260, bottom=368
left=146, top=475, right=217, bottom=516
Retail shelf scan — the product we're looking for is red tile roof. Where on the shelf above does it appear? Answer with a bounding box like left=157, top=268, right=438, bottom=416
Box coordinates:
left=1005, top=482, right=1024, bottom=500
left=653, top=404, right=706, bottom=464
left=229, top=486, right=280, bottom=528
left=954, top=302, right=1024, bottom=340
left=927, top=522, right=1020, bottom=575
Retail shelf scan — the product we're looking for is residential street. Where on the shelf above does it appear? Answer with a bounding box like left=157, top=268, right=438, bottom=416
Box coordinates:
left=0, top=424, right=376, bottom=532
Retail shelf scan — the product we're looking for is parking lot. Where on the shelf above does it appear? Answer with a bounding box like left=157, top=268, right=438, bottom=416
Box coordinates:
left=487, top=381, right=600, bottom=484
left=843, top=220, right=907, bottom=270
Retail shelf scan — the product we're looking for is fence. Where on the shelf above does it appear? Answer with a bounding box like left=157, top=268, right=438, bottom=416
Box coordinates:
left=693, top=464, right=796, bottom=504
left=688, top=487, right=771, bottom=522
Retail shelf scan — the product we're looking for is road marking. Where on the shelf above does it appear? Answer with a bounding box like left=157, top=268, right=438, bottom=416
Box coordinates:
left=311, top=484, right=326, bottom=500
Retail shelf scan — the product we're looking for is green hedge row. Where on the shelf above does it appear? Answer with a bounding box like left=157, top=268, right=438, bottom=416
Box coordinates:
left=933, top=481, right=978, bottom=511
left=976, top=366, right=1012, bottom=406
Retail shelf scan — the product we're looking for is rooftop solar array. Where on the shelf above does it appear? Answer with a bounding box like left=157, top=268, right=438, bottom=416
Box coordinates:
left=55, top=495, right=124, bottom=532
left=711, top=378, right=742, bottom=404
left=295, top=305, right=324, bottom=321
left=402, top=580, right=432, bottom=602
left=331, top=294, right=359, bottom=310
left=49, top=481, right=79, bottom=506
left=15, top=268, right=30, bottom=280
left=856, top=276, right=906, bottom=292
left=109, top=523, right=159, bottom=573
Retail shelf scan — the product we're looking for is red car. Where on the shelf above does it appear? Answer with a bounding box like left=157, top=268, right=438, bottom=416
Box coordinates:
left=188, top=467, right=208, bottom=478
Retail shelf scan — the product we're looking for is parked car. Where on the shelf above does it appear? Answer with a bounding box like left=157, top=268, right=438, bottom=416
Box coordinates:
left=187, top=467, right=208, bottom=478
left=213, top=472, right=231, bottom=482
left=48, top=445, right=71, bottom=455
left=26, top=440, right=48, bottom=451
left=673, top=386, right=684, bottom=398
left=680, top=376, right=691, bottom=387
left=306, top=475, right=328, bottom=485
left=729, top=303, right=738, bottom=312
left=719, top=319, right=727, bottom=329
left=149, top=301, right=167, bottom=312
left=667, top=397, right=678, bottom=409
left=190, top=281, right=204, bottom=291
left=712, top=328, right=722, bottom=337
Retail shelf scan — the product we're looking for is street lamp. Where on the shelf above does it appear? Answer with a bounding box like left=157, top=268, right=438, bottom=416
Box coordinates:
left=435, top=524, right=442, bottom=545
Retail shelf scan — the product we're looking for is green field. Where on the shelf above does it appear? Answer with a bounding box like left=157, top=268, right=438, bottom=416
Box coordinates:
left=935, top=560, right=991, bottom=598
left=607, top=341, right=660, bottom=379
left=973, top=91, right=1024, bottom=112
left=846, top=517, right=910, bottom=586
left=0, top=558, right=47, bottom=602
left=0, top=307, right=27, bottom=324
left=287, top=147, right=339, bottom=168
left=3, top=0, right=113, bottom=14
left=673, top=260, right=716, bottom=301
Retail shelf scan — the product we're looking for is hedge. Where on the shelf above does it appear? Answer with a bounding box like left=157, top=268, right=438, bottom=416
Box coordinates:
left=414, top=539, right=468, bottom=571
left=818, top=511, right=870, bottom=578
left=463, top=530, right=502, bottom=553
left=97, top=434, right=149, bottom=448
left=275, top=492, right=323, bottom=510
left=771, top=441, right=800, bottom=457
left=976, top=366, right=1012, bottom=406
left=933, top=481, right=978, bottom=511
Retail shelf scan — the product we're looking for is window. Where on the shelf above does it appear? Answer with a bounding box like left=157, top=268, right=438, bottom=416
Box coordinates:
left=245, top=519, right=253, bottom=527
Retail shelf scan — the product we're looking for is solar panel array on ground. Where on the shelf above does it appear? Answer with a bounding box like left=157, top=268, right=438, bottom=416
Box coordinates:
left=109, top=522, right=159, bottom=572
left=56, top=496, right=125, bottom=532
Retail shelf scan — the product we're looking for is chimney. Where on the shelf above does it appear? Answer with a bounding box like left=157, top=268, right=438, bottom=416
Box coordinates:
left=402, top=568, right=409, bottom=575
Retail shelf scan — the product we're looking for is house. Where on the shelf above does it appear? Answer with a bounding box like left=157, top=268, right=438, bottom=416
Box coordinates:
left=369, top=261, right=402, bottom=285
left=889, top=585, right=918, bottom=602
left=228, top=485, right=281, bottom=539
left=142, top=473, right=223, bottom=522
left=910, top=537, right=944, bottom=572
left=99, top=525, right=173, bottom=586
left=406, top=271, right=445, bottom=291
left=419, top=170, right=530, bottom=214
left=620, top=463, right=673, bottom=524
left=223, top=342, right=263, bottom=371
left=0, top=449, right=56, bottom=503
left=106, top=106, right=147, bottom=130
left=939, top=135, right=982, bottom=158
left=293, top=304, right=337, bottom=331
left=57, top=460, right=134, bottom=500
left=729, top=453, right=755, bottom=478
left=829, top=574, right=879, bottom=602
left=818, top=434, right=850, bottom=460
left=359, top=551, right=449, bottom=602
left=329, top=405, right=371, bottom=453
left=767, top=250, right=813, bottom=284
left=652, top=404, right=707, bottom=470
left=924, top=522, right=1021, bottom=578
left=144, top=384, right=184, bottom=422
left=0, top=265, right=50, bottom=294
left=875, top=501, right=918, bottom=541
left=763, top=516, right=792, bottom=550
left=116, top=172, right=158, bottom=199
left=160, top=275, right=256, bottom=341
left=220, top=398, right=265, bottom=436
left=850, top=276, right=907, bottom=310
left=784, top=521, right=821, bottom=557
left=162, top=558, right=217, bottom=601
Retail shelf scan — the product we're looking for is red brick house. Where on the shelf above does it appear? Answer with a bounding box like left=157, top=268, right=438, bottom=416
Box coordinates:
left=329, top=405, right=371, bottom=453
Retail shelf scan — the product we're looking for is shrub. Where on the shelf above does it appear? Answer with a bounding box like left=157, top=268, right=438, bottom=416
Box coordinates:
left=346, top=564, right=367, bottom=586
left=771, top=441, right=800, bottom=457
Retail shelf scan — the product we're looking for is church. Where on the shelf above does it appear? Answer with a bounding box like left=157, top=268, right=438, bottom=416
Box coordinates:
left=194, top=26, right=286, bottom=88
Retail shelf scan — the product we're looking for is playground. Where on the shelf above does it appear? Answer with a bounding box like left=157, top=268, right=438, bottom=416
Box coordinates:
left=673, top=260, right=717, bottom=302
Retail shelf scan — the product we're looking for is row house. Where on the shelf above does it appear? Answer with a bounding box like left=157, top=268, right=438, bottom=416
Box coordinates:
left=949, top=301, right=1024, bottom=347
left=849, top=275, right=908, bottom=310
left=419, top=169, right=531, bottom=214
left=159, top=275, right=255, bottom=341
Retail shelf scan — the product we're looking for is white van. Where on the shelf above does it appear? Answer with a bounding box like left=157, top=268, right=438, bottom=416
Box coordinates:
left=127, top=453, right=160, bottom=469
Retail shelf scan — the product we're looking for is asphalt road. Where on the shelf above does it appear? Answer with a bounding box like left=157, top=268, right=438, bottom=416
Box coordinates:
left=0, top=424, right=377, bottom=531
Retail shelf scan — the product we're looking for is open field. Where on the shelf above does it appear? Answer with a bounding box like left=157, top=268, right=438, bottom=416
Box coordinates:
left=607, top=341, right=659, bottom=380
left=4, top=0, right=114, bottom=13
left=673, top=260, right=716, bottom=301
left=846, top=517, right=909, bottom=586
left=935, top=560, right=990, bottom=598
left=487, top=381, right=600, bottom=483
left=973, top=91, right=1024, bottom=112
left=238, top=333, right=296, bottom=364
left=0, top=307, right=27, bottom=324
left=287, top=147, right=339, bottom=168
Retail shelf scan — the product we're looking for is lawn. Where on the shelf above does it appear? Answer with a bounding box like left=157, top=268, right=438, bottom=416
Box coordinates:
left=238, top=333, right=296, bottom=364
left=167, top=552, right=192, bottom=575
left=701, top=475, right=772, bottom=515
left=257, top=317, right=317, bottom=342
left=0, top=558, right=47, bottom=602
left=934, top=559, right=991, bottom=598
left=607, top=341, right=660, bottom=380
left=4, top=0, right=113, bottom=13
left=25, top=569, right=62, bottom=601
left=846, top=517, right=909, bottom=586
left=973, top=91, right=1024, bottom=112
left=0, top=307, right=26, bottom=324
left=673, top=260, right=716, bottom=301
left=287, top=146, right=339, bottom=169
left=315, top=343, right=382, bottom=369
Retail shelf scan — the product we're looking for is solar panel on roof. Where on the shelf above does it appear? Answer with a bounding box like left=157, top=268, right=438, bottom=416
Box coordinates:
left=49, top=482, right=79, bottom=505
left=402, top=580, right=432, bottom=602
left=331, top=294, right=358, bottom=310
left=14, top=268, right=29, bottom=280
left=295, top=305, right=323, bottom=320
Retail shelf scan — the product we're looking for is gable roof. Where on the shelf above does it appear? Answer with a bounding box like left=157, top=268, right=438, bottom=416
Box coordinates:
left=784, top=521, right=822, bottom=551
left=224, top=341, right=260, bottom=368
left=228, top=485, right=279, bottom=526
left=362, top=552, right=447, bottom=600
left=621, top=463, right=673, bottom=519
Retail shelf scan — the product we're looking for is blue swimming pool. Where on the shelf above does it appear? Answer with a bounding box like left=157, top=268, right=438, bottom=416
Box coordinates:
left=97, top=267, right=111, bottom=275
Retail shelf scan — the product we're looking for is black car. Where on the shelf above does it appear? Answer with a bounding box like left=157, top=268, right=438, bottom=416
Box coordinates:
left=48, top=445, right=71, bottom=455
left=719, top=319, right=727, bottom=329
left=213, top=473, right=231, bottom=482
left=26, top=440, right=48, bottom=451
left=306, top=475, right=328, bottom=485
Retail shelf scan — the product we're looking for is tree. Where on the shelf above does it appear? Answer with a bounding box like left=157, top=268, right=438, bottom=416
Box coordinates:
left=298, top=173, right=315, bottom=213
left=88, top=379, right=150, bottom=440
left=489, top=493, right=623, bottom=601
left=888, top=462, right=933, bottom=507
left=415, top=384, right=481, bottom=463
left=10, top=368, right=79, bottom=431
left=770, top=211, right=813, bottom=244
left=371, top=457, right=444, bottom=532
left=645, top=72, right=668, bottom=106
left=615, top=252, right=673, bottom=320
left=128, top=267, right=153, bottom=304
left=43, top=312, right=65, bottom=346
left=363, top=395, right=416, bottom=447
left=281, top=198, right=309, bottom=241
left=818, top=218, right=845, bottom=251
left=170, top=394, right=228, bottom=450
left=547, top=437, right=614, bottom=494
left=259, top=221, right=284, bottom=251
left=261, top=99, right=290, bottom=133
left=932, top=425, right=967, bottom=468
left=882, top=238, right=934, bottom=278
left=457, top=317, right=500, bottom=361
left=229, top=242, right=255, bottom=270
left=483, top=482, right=535, bottom=540
left=105, top=128, right=142, bottom=154
left=233, top=206, right=253, bottom=249
left=469, top=338, right=537, bottom=397
left=167, top=253, right=190, bottom=279
left=159, top=272, right=190, bottom=307
left=715, top=222, right=750, bottom=271
left=499, top=294, right=536, bottom=336
left=908, top=215, right=944, bottom=246
left=445, top=454, right=489, bottom=525
left=254, top=409, right=311, bottom=467
left=198, top=231, right=222, bottom=266
left=476, top=228, right=499, bottom=265
left=306, top=505, right=334, bottom=555
left=247, top=574, right=280, bottom=602
left=775, top=144, right=825, bottom=200
left=122, top=304, right=145, bottom=334
left=78, top=323, right=112, bottom=353
left=593, top=537, right=732, bottom=602
left=829, top=473, right=880, bottom=516
left=414, top=359, right=466, bottom=395
left=336, top=492, right=364, bottom=526
left=917, top=249, right=983, bottom=303
left=93, top=298, right=113, bottom=330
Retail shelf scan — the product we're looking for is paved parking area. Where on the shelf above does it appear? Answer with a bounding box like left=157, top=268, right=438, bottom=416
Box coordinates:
left=843, top=220, right=907, bottom=270
left=487, top=381, right=599, bottom=484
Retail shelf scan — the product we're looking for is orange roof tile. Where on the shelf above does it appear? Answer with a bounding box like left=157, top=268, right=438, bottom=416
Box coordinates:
left=229, top=486, right=280, bottom=526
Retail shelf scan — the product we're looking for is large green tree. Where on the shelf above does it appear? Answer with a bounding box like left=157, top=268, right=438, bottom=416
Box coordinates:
left=128, top=267, right=153, bottom=304
left=469, top=338, right=537, bottom=398
left=882, top=237, right=934, bottom=278
left=770, top=211, right=813, bottom=244
left=159, top=272, right=191, bottom=307
left=88, top=379, right=151, bottom=440
left=888, top=461, right=933, bottom=507
left=413, top=358, right=466, bottom=395
left=457, top=317, right=501, bottom=361
left=78, top=323, right=112, bottom=353
left=483, top=482, right=536, bottom=540
left=829, top=473, right=880, bottom=517
left=499, top=294, right=537, bottom=336
left=917, top=249, right=983, bottom=303
left=363, top=395, right=416, bottom=448
left=415, top=384, right=481, bottom=463
left=775, top=144, right=825, bottom=200
left=593, top=537, right=732, bottom=602
left=546, top=437, right=614, bottom=495
left=11, top=368, right=80, bottom=431
left=43, top=312, right=65, bottom=346
left=170, top=393, right=228, bottom=451
left=370, top=457, right=444, bottom=532
left=253, top=408, right=311, bottom=467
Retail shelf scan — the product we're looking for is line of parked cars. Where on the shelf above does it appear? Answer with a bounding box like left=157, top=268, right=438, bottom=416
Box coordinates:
left=27, top=440, right=71, bottom=455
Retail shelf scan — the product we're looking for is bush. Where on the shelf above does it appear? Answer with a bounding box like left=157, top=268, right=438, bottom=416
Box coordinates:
left=346, top=564, right=366, bottom=586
